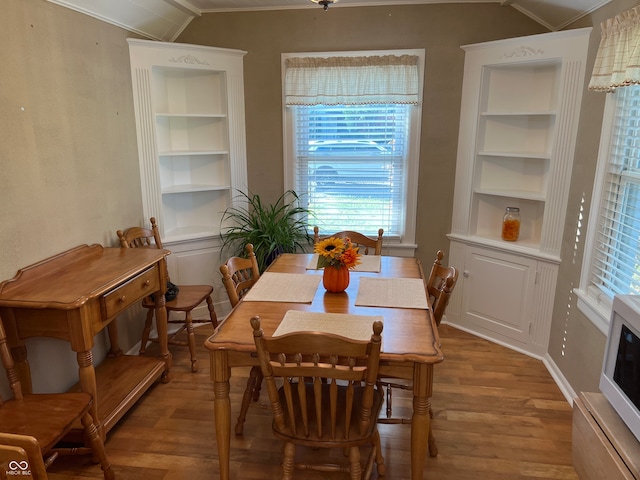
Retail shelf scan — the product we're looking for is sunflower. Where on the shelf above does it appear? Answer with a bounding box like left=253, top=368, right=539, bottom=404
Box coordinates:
left=315, top=237, right=345, bottom=267
left=314, top=236, right=363, bottom=269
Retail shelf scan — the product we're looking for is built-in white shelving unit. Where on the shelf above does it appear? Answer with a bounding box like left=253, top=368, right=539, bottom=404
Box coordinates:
left=128, top=39, right=248, bottom=316
left=447, top=28, right=591, bottom=356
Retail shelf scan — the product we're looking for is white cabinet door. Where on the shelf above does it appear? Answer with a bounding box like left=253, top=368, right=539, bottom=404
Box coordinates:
left=460, top=246, right=536, bottom=344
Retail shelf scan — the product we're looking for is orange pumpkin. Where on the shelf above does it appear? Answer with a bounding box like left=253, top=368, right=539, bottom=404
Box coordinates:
left=323, top=265, right=350, bottom=293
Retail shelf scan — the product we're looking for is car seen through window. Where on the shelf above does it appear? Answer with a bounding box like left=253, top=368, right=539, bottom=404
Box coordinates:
left=307, top=140, right=394, bottom=195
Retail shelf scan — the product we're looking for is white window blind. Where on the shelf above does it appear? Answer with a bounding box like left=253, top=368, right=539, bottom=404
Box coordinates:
left=590, top=85, right=640, bottom=298
left=292, top=104, right=409, bottom=237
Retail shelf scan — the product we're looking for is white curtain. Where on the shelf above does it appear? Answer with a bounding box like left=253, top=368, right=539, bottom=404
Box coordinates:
left=284, top=55, right=419, bottom=105
left=589, top=5, right=640, bottom=92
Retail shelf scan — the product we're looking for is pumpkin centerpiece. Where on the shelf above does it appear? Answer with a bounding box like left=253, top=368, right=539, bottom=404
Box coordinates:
left=314, top=236, right=361, bottom=293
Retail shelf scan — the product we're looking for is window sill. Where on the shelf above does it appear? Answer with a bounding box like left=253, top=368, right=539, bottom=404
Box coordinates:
left=573, top=287, right=611, bottom=335
left=304, top=242, right=417, bottom=257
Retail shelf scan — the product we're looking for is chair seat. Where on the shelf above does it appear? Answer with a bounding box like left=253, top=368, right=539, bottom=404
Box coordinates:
left=0, top=393, right=93, bottom=452
left=142, top=284, right=213, bottom=312
left=274, top=383, right=384, bottom=448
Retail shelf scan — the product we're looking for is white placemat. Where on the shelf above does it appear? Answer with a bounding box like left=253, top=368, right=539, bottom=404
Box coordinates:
left=306, top=253, right=382, bottom=272
left=242, top=272, right=321, bottom=303
left=355, top=277, right=428, bottom=309
left=273, top=310, right=383, bottom=343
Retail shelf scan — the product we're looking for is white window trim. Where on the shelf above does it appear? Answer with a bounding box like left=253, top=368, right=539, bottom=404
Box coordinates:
left=574, top=92, right=617, bottom=335
left=281, top=49, right=425, bottom=252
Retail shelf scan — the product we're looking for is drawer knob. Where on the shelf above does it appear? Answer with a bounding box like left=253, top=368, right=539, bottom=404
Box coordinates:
left=143, top=280, right=150, bottom=286
left=119, top=295, right=126, bottom=303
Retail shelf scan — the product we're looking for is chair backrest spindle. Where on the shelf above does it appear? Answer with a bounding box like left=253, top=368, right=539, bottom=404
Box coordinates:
left=0, top=318, right=23, bottom=403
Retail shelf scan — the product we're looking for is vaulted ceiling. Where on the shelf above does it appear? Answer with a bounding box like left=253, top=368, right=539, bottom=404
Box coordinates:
left=47, top=0, right=610, bottom=42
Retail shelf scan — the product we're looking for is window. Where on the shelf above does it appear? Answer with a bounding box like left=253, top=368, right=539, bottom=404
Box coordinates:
left=282, top=50, right=424, bottom=248
left=293, top=104, right=408, bottom=236
left=577, top=85, right=640, bottom=332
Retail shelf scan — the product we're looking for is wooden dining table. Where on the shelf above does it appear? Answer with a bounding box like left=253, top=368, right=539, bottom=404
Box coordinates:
left=204, top=253, right=444, bottom=479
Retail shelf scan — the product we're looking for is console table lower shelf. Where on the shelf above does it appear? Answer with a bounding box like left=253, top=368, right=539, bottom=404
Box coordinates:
left=572, top=391, right=640, bottom=480
left=66, top=355, right=165, bottom=442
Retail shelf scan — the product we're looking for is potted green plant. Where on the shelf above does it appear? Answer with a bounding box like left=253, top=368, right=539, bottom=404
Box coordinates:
left=220, top=190, right=312, bottom=272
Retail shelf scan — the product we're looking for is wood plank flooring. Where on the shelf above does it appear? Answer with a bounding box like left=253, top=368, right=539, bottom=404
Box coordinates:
left=47, top=324, right=578, bottom=479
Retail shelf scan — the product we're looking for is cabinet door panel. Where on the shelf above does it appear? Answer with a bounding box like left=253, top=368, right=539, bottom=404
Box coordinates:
left=461, top=247, right=536, bottom=343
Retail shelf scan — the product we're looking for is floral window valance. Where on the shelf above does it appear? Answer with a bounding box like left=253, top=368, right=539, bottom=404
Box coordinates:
left=284, top=54, right=420, bottom=105
left=589, top=6, right=640, bottom=92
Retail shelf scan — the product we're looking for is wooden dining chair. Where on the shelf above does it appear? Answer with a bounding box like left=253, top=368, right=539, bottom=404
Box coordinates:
left=377, top=249, right=458, bottom=457
left=219, top=244, right=263, bottom=434
left=220, top=244, right=260, bottom=309
left=313, top=226, right=383, bottom=255
left=251, top=315, right=385, bottom=480
left=117, top=217, right=218, bottom=373
left=0, top=317, right=115, bottom=480
left=425, top=250, right=459, bottom=327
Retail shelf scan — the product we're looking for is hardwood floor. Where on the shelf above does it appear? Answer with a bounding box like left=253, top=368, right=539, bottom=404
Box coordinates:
left=47, top=323, right=578, bottom=479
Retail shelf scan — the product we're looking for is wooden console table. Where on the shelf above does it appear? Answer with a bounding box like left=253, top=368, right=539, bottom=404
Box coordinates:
left=573, top=392, right=640, bottom=480
left=0, top=244, right=172, bottom=440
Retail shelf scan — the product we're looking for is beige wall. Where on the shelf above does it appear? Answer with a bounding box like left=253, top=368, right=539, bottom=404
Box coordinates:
left=0, top=0, right=145, bottom=394
left=1, top=0, right=631, bottom=403
left=177, top=4, right=546, bottom=262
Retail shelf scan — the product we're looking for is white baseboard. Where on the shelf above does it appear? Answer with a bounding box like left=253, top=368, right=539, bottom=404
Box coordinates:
left=542, top=353, right=577, bottom=406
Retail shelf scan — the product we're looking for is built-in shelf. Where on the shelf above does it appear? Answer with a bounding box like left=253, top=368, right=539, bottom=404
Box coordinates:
left=159, top=150, right=230, bottom=156
left=128, top=39, right=248, bottom=314
left=473, top=188, right=546, bottom=201
left=161, top=185, right=231, bottom=194
left=447, top=28, right=592, bottom=358
left=156, top=113, right=227, bottom=118
left=128, top=38, right=247, bottom=242
left=480, top=111, right=557, bottom=116
left=477, top=151, right=551, bottom=159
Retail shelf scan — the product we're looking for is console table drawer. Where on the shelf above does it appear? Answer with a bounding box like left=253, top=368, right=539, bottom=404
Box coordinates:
left=101, top=267, right=159, bottom=319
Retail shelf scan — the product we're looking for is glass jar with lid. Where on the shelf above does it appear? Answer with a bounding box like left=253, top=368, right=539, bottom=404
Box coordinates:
left=501, top=207, right=520, bottom=242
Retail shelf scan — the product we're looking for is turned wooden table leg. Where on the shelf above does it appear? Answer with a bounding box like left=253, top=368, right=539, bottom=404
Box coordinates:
left=106, top=321, right=123, bottom=357
left=77, top=349, right=102, bottom=439
left=412, top=363, right=433, bottom=479
left=212, top=350, right=231, bottom=480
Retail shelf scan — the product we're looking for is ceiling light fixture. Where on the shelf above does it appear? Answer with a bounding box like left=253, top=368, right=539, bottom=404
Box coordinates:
left=311, top=0, right=337, bottom=10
